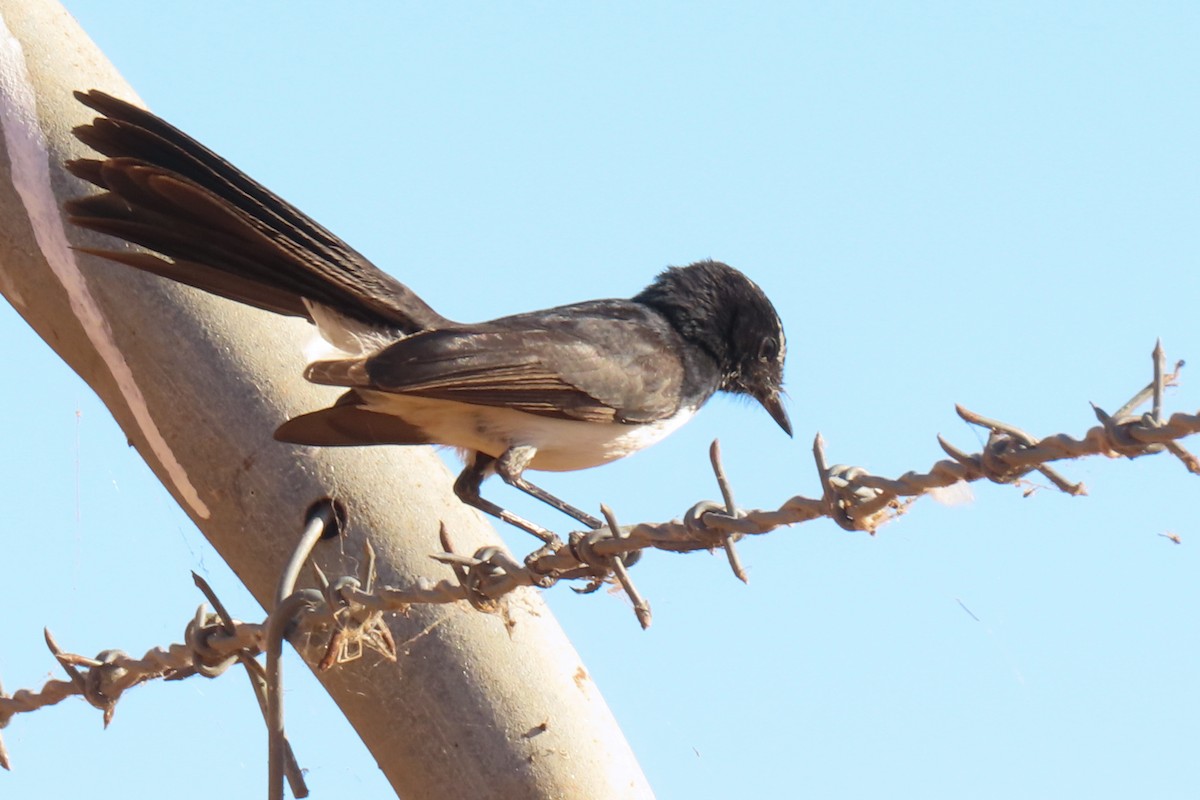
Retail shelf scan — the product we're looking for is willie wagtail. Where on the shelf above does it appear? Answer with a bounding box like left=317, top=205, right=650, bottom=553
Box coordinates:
left=64, top=90, right=791, bottom=542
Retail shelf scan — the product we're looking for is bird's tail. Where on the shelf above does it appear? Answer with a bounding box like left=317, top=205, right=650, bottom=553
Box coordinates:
left=65, top=90, right=447, bottom=334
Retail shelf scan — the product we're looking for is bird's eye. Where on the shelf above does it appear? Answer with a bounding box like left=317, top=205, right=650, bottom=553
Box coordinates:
left=758, top=337, right=779, bottom=362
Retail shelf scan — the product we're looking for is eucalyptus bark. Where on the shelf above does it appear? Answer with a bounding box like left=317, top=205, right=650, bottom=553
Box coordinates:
left=0, top=2, right=652, bottom=797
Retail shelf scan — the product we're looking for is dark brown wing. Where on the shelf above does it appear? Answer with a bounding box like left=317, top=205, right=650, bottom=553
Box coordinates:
left=65, top=90, right=446, bottom=333
left=305, top=300, right=691, bottom=424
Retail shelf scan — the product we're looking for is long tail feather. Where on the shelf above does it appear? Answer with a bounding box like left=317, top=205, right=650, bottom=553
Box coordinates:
left=65, top=90, right=448, bottom=334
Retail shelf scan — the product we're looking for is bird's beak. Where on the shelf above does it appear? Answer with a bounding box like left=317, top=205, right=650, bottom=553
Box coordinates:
left=757, top=391, right=792, bottom=437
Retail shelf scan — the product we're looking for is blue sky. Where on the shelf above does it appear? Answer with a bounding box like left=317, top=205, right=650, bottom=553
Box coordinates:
left=2, top=2, right=1198, bottom=798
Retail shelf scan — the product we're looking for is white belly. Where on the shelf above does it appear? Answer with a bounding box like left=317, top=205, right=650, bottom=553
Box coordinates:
left=358, top=390, right=696, bottom=472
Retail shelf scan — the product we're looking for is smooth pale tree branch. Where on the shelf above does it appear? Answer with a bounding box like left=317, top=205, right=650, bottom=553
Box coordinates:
left=0, top=2, right=651, bottom=797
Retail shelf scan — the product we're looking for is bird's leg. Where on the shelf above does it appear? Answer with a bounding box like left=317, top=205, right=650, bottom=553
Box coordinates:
left=453, top=452, right=560, bottom=544
left=495, top=445, right=603, bottom=530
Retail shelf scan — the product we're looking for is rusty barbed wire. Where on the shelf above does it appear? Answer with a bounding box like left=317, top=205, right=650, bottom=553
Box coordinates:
left=0, top=612, right=265, bottom=768
left=0, top=504, right=362, bottom=796
left=345, top=341, right=1198, bottom=625
left=1, top=342, right=1197, bottom=767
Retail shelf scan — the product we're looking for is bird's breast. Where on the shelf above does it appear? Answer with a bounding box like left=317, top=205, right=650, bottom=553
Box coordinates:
left=357, top=391, right=696, bottom=472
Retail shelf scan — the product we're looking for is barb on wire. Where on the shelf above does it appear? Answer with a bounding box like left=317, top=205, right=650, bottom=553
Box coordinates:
left=599, top=504, right=651, bottom=629
left=708, top=440, right=747, bottom=583
left=192, top=573, right=307, bottom=798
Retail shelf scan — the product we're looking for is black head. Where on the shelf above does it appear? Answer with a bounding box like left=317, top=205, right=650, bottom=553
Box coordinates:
left=634, top=260, right=790, bottom=435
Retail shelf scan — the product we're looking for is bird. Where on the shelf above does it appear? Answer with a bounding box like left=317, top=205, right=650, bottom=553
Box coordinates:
left=64, top=89, right=791, bottom=543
